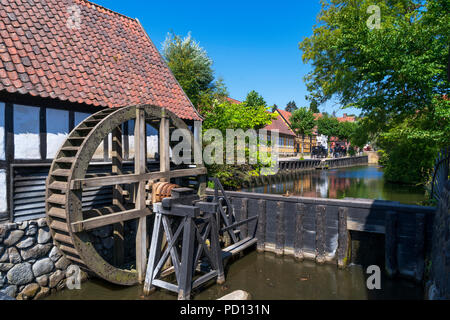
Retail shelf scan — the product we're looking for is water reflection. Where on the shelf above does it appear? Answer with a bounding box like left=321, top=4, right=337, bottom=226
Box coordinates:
left=243, top=165, right=426, bottom=205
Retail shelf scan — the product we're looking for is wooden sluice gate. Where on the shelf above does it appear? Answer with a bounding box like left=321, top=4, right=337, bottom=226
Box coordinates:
left=205, top=189, right=436, bottom=282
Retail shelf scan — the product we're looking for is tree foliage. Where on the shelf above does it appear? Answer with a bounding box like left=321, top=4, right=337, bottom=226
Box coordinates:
left=244, top=90, right=267, bottom=108
left=202, top=100, right=276, bottom=189
left=285, top=101, right=298, bottom=113
left=300, top=0, right=449, bottom=185
left=309, top=99, right=320, bottom=113
left=290, top=107, right=316, bottom=137
left=299, top=0, right=449, bottom=120
left=316, top=114, right=340, bottom=138
left=162, top=32, right=215, bottom=108
left=202, top=100, right=275, bottom=134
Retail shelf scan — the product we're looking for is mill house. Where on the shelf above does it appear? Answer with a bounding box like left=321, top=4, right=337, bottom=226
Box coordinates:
left=0, top=0, right=202, bottom=224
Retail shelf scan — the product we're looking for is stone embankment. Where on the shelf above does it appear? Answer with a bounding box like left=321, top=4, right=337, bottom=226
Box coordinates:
left=0, top=218, right=87, bottom=300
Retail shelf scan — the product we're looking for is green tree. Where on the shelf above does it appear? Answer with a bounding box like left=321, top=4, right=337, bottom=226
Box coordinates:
left=202, top=100, right=276, bottom=189
left=299, top=0, right=449, bottom=184
left=290, top=107, right=316, bottom=155
left=309, top=99, right=320, bottom=113
left=317, top=114, right=340, bottom=139
left=197, top=77, right=229, bottom=115
left=162, top=32, right=215, bottom=108
left=245, top=90, right=267, bottom=108
left=285, top=101, right=298, bottom=113
left=271, top=104, right=278, bottom=112
left=299, top=0, right=449, bottom=118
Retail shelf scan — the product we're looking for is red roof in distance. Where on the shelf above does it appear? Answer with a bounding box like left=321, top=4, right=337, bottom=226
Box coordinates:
left=226, top=97, right=242, bottom=104
left=264, top=112, right=296, bottom=137
left=0, top=0, right=201, bottom=120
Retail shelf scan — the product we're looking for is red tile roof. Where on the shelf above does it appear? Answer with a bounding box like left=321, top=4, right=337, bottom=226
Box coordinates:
left=0, top=0, right=201, bottom=120
left=264, top=113, right=296, bottom=137
left=226, top=97, right=241, bottom=104
left=276, top=109, right=292, bottom=124
left=337, top=114, right=356, bottom=123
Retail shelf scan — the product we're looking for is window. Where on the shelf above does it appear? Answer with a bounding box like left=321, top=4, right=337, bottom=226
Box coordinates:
left=14, top=105, right=40, bottom=159
left=46, top=108, right=69, bottom=159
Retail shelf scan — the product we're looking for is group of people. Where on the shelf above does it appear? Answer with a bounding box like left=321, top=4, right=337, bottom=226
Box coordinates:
left=330, top=145, right=347, bottom=158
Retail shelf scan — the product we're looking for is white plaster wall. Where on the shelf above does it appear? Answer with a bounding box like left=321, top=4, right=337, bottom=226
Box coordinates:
left=46, top=108, right=69, bottom=159
left=0, top=102, right=5, bottom=160
left=0, top=169, right=7, bottom=212
left=146, top=124, right=158, bottom=159
left=14, top=105, right=40, bottom=159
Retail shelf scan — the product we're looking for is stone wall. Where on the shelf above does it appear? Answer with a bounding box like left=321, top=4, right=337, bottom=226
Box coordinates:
left=428, top=180, right=450, bottom=300
left=0, top=218, right=86, bottom=300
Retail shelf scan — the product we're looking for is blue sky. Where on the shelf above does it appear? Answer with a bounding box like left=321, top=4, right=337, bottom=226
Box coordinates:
left=94, top=0, right=360, bottom=116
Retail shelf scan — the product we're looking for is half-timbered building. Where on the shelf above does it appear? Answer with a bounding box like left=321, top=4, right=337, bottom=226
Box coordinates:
left=0, top=0, right=201, bottom=223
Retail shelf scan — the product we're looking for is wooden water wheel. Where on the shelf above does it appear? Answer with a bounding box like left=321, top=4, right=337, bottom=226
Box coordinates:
left=45, top=105, right=207, bottom=286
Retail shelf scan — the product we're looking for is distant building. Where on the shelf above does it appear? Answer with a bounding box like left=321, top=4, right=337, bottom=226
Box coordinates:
left=276, top=109, right=318, bottom=154
left=263, top=112, right=296, bottom=156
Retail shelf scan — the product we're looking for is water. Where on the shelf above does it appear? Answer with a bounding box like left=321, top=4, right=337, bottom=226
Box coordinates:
left=242, top=165, right=426, bottom=205
left=45, top=165, right=426, bottom=300
left=45, top=251, right=423, bottom=300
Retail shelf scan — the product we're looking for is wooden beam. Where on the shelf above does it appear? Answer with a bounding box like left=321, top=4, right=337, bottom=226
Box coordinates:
left=294, top=203, right=305, bottom=261
left=385, top=210, right=398, bottom=278
left=159, top=116, right=170, bottom=181
left=112, top=126, right=124, bottom=266
left=337, top=207, right=349, bottom=269
left=315, top=205, right=326, bottom=264
left=256, top=200, right=266, bottom=253
left=135, top=106, right=147, bottom=283
left=71, top=208, right=151, bottom=232
left=275, top=201, right=285, bottom=256
left=70, top=167, right=207, bottom=189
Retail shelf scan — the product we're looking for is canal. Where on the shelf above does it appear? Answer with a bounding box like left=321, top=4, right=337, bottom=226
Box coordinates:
left=242, top=165, right=427, bottom=205
left=45, top=251, right=423, bottom=300
left=45, top=165, right=426, bottom=300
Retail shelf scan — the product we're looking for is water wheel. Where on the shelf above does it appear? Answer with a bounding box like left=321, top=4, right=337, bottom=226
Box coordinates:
left=45, top=105, right=206, bottom=285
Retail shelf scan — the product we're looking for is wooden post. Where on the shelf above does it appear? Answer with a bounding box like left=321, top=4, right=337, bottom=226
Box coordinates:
left=275, top=201, right=285, bottom=256
left=179, top=218, right=195, bottom=300
left=294, top=203, right=305, bottom=261
left=315, top=205, right=326, bottom=264
left=337, top=207, right=349, bottom=269
left=385, top=211, right=398, bottom=278
left=414, top=212, right=425, bottom=283
left=143, top=211, right=163, bottom=295
left=112, top=126, right=124, bottom=266
left=159, top=116, right=170, bottom=180
left=240, top=198, right=248, bottom=238
left=135, top=106, right=147, bottom=283
left=256, top=200, right=266, bottom=253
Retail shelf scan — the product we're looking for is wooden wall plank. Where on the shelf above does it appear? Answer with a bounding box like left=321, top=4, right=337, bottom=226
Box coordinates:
left=385, top=210, right=398, bottom=277
left=315, top=205, right=326, bottom=264
left=337, top=207, right=349, bottom=268
left=256, top=200, right=266, bottom=252
left=275, top=201, right=285, bottom=256
left=294, top=203, right=305, bottom=261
